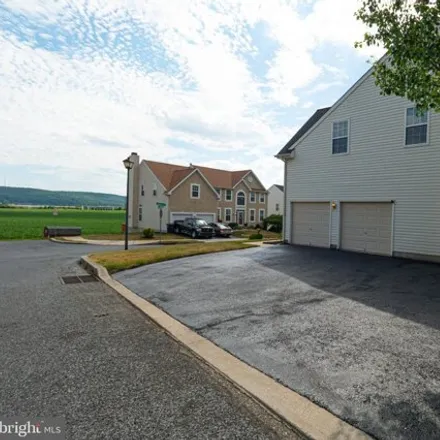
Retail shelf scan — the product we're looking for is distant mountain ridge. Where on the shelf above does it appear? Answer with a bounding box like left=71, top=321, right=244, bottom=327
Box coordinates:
left=0, top=186, right=125, bottom=207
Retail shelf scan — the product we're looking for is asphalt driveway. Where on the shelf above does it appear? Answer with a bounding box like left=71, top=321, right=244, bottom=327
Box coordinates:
left=116, top=245, right=440, bottom=440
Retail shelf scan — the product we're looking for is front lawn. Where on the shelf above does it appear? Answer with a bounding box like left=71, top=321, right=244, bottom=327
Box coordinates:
left=90, top=241, right=253, bottom=273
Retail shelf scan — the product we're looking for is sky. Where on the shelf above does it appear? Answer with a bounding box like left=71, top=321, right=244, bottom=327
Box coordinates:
left=0, top=0, right=383, bottom=196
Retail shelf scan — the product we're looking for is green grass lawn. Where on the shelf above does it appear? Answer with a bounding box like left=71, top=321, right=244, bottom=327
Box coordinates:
left=0, top=208, right=125, bottom=240
left=90, top=241, right=253, bottom=273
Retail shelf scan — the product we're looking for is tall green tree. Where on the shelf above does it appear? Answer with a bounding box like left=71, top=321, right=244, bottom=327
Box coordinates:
left=355, top=0, right=440, bottom=112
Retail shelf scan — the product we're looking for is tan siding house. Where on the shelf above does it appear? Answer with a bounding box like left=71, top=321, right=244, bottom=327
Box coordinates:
left=277, top=62, right=440, bottom=262
left=127, top=155, right=267, bottom=231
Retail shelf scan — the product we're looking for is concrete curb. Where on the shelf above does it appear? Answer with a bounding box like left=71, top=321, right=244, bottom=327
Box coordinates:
left=80, top=255, right=372, bottom=440
left=49, top=237, right=194, bottom=246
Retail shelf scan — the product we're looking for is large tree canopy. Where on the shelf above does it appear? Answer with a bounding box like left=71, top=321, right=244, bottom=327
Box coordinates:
left=355, top=0, right=440, bottom=112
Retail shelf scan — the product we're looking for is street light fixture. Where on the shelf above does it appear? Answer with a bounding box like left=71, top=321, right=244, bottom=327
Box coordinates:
left=123, top=157, right=134, bottom=250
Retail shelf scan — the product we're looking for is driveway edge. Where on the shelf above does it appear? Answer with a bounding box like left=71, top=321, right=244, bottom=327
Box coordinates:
left=80, top=255, right=372, bottom=440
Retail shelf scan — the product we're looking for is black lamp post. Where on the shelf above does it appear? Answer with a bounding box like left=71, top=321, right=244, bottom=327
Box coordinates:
left=123, top=157, right=134, bottom=250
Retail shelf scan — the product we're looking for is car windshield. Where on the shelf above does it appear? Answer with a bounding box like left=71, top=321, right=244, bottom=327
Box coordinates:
left=217, top=224, right=228, bottom=229
left=195, top=219, right=208, bottom=226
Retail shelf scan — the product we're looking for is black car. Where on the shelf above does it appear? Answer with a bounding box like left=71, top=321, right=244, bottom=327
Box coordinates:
left=209, top=222, right=233, bottom=238
left=175, top=217, right=213, bottom=239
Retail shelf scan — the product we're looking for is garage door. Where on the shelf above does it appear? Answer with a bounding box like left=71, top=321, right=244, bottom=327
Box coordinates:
left=292, top=202, right=330, bottom=247
left=170, top=212, right=215, bottom=223
left=341, top=202, right=392, bottom=256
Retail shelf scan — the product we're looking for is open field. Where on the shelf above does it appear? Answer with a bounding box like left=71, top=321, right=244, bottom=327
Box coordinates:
left=90, top=241, right=252, bottom=273
left=0, top=208, right=125, bottom=240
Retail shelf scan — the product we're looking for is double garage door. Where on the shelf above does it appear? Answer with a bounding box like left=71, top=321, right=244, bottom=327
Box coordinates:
left=292, top=202, right=392, bottom=256
left=170, top=212, right=216, bottom=224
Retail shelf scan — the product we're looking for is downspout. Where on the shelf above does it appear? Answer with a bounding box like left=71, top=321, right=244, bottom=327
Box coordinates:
left=282, top=158, right=288, bottom=243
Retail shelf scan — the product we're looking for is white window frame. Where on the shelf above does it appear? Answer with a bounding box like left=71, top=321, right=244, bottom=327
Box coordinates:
left=225, top=189, right=232, bottom=201
left=190, top=183, right=200, bottom=199
left=224, top=207, right=232, bottom=223
left=217, top=207, right=222, bottom=221
left=249, top=192, right=256, bottom=203
left=405, top=107, right=429, bottom=147
left=249, top=208, right=256, bottom=222
left=259, top=193, right=265, bottom=203
left=138, top=205, right=143, bottom=221
left=331, top=119, right=350, bottom=155
left=236, top=191, right=246, bottom=207
left=275, top=203, right=279, bottom=212
left=258, top=208, right=265, bottom=223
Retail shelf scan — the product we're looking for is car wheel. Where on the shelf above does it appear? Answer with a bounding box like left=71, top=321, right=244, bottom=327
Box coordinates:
left=191, top=230, right=196, bottom=239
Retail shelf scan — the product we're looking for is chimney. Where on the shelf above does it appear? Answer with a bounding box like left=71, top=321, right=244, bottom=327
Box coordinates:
left=189, top=163, right=194, bottom=169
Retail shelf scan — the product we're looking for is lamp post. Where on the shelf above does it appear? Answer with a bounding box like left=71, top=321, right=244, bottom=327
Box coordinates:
left=123, top=157, right=134, bottom=250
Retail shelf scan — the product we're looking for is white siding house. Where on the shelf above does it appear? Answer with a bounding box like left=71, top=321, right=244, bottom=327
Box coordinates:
left=277, top=68, right=440, bottom=262
left=267, top=184, right=284, bottom=216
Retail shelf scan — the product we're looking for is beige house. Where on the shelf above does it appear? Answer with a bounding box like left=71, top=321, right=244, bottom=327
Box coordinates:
left=127, top=153, right=267, bottom=231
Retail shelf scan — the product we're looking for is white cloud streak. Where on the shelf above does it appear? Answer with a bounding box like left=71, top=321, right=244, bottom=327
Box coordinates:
left=0, top=0, right=382, bottom=193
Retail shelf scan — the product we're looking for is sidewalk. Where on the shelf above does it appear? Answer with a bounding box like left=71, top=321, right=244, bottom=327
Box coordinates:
left=50, top=236, right=281, bottom=246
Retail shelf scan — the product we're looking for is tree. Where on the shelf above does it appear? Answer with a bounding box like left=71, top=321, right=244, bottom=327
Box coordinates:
left=355, top=0, right=440, bottom=112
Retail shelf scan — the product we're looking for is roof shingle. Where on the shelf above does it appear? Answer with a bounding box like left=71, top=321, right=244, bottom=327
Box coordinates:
left=144, top=160, right=252, bottom=191
left=277, top=107, right=331, bottom=156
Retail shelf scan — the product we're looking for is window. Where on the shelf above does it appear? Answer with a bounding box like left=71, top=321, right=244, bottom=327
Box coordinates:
left=217, top=208, right=222, bottom=221
left=275, top=203, right=279, bottom=211
left=406, top=107, right=428, bottom=145
left=249, top=192, right=256, bottom=203
left=249, top=209, right=256, bottom=222
left=224, top=208, right=232, bottom=222
left=141, top=185, right=145, bottom=196
left=236, top=191, right=246, bottom=206
left=191, top=183, right=200, bottom=199
left=138, top=205, right=143, bottom=221
left=153, top=189, right=157, bottom=196
left=259, top=209, right=265, bottom=222
left=225, top=189, right=232, bottom=201
left=332, top=120, right=349, bottom=154
left=259, top=193, right=265, bottom=203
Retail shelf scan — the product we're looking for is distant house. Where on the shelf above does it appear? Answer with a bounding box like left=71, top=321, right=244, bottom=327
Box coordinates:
left=276, top=63, right=440, bottom=262
left=267, top=184, right=284, bottom=216
left=126, top=153, right=267, bottom=231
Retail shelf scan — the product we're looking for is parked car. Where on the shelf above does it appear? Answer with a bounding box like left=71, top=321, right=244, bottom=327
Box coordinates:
left=209, top=222, right=233, bottom=238
left=174, top=217, right=213, bottom=239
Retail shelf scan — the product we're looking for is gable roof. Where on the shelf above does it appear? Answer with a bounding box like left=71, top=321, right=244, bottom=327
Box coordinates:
left=145, top=160, right=188, bottom=189
left=143, top=160, right=255, bottom=191
left=274, top=184, right=284, bottom=192
left=277, top=107, right=331, bottom=156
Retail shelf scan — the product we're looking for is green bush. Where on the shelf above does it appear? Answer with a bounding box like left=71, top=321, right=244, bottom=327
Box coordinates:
left=249, top=233, right=263, bottom=240
left=263, top=214, right=282, bottom=233
left=142, top=228, right=155, bottom=238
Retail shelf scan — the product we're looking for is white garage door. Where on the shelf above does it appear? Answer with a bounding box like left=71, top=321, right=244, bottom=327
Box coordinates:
left=292, top=202, right=330, bottom=248
left=341, top=202, right=392, bottom=256
left=170, top=212, right=215, bottom=223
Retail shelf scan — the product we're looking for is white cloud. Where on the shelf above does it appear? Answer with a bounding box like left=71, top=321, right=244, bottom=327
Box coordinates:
left=0, top=0, right=380, bottom=193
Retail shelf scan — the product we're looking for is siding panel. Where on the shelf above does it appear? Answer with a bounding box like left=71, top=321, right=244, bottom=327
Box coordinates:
left=284, top=73, right=440, bottom=258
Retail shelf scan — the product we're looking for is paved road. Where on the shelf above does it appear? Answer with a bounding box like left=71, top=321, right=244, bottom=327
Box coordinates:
left=116, top=245, right=440, bottom=440
left=0, top=241, right=299, bottom=440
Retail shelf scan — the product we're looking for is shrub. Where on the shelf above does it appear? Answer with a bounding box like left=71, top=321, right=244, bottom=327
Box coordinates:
left=263, top=214, right=282, bottom=233
left=228, top=222, right=239, bottom=229
left=249, top=233, right=263, bottom=240
left=254, top=223, right=261, bottom=229
left=142, top=228, right=155, bottom=238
